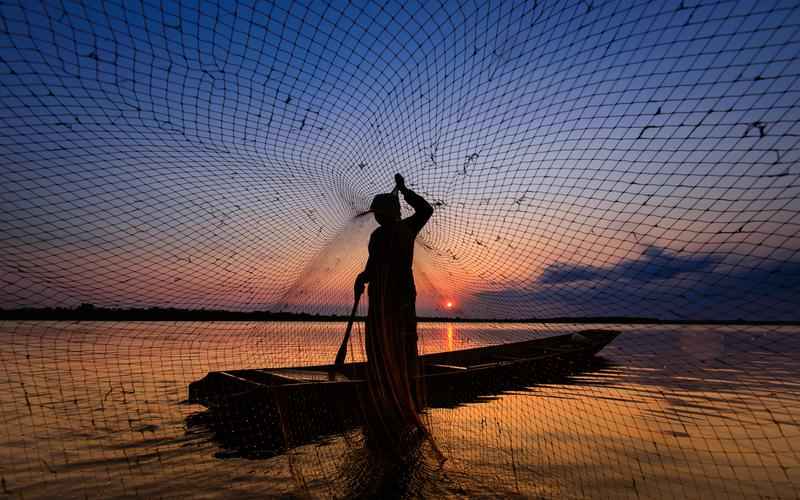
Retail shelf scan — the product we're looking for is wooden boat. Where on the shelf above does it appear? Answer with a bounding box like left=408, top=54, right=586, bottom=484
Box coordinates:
left=186, top=330, right=619, bottom=458
left=189, top=329, right=618, bottom=407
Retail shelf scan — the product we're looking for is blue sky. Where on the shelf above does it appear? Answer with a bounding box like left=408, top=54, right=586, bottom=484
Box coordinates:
left=1, top=0, right=798, bottom=319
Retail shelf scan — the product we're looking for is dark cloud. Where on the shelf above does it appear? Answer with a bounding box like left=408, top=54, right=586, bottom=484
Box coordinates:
left=474, top=247, right=800, bottom=321
left=538, top=264, right=601, bottom=284
left=538, top=246, right=719, bottom=285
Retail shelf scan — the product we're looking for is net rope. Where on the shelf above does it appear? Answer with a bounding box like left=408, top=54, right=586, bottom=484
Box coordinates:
left=1, top=0, right=798, bottom=498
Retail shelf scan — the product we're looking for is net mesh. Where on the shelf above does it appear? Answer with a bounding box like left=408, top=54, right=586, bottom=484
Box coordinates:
left=1, top=0, right=798, bottom=498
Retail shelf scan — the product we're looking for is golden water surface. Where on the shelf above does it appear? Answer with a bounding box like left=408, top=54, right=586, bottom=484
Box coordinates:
left=0, top=322, right=797, bottom=499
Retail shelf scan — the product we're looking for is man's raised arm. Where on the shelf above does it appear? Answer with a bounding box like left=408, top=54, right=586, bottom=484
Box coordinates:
left=396, top=174, right=433, bottom=235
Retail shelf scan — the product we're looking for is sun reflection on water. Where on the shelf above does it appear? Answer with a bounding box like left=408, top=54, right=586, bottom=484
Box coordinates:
left=447, top=323, right=454, bottom=351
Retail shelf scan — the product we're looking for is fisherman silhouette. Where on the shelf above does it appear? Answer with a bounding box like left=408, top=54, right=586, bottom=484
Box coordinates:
left=354, top=173, right=433, bottom=448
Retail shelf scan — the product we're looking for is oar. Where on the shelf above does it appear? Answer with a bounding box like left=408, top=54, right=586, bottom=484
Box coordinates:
left=333, top=289, right=362, bottom=371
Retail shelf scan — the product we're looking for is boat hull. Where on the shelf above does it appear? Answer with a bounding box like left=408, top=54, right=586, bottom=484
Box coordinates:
left=186, top=330, right=619, bottom=458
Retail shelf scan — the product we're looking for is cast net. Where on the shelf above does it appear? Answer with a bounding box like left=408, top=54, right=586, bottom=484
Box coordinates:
left=1, top=0, right=798, bottom=498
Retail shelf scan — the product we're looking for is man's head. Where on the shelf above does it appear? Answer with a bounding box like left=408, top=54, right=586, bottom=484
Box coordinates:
left=370, top=193, right=401, bottom=226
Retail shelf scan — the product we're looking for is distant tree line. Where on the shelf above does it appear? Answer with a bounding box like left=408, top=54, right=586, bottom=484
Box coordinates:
left=0, top=303, right=350, bottom=321
left=0, top=303, right=795, bottom=324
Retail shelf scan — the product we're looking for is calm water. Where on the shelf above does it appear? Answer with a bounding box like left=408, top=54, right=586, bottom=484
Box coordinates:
left=0, top=321, right=798, bottom=499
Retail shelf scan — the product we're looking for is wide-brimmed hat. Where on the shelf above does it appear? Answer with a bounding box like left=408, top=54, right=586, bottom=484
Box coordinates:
left=369, top=192, right=400, bottom=214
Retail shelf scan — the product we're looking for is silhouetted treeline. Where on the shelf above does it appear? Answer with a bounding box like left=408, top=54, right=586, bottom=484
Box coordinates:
left=0, top=304, right=349, bottom=322
left=0, top=304, right=796, bottom=325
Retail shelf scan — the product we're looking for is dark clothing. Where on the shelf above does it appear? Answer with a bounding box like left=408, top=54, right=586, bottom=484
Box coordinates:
left=358, top=188, right=432, bottom=442
left=362, top=189, right=432, bottom=301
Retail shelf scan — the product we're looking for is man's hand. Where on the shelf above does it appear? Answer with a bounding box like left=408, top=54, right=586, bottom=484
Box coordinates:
left=354, top=274, right=366, bottom=298
left=394, top=173, right=407, bottom=193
